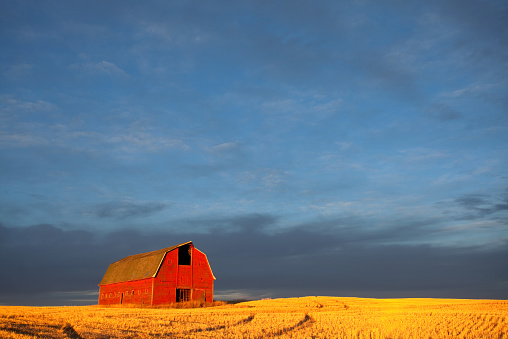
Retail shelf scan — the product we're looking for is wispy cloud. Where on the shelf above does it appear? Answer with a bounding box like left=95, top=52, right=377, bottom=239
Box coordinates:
left=454, top=193, right=508, bottom=220
left=0, top=131, right=50, bottom=148
left=397, top=148, right=449, bottom=163
left=210, top=142, right=239, bottom=153
left=261, top=94, right=343, bottom=120
left=92, top=200, right=170, bottom=219
left=0, top=96, right=56, bottom=113
left=140, top=21, right=212, bottom=45
left=4, top=63, right=33, bottom=78
left=236, top=169, right=289, bottom=191
left=0, top=107, right=188, bottom=155
left=440, top=83, right=496, bottom=99
left=69, top=60, right=128, bottom=78
left=107, top=131, right=186, bottom=153
left=425, top=103, right=462, bottom=121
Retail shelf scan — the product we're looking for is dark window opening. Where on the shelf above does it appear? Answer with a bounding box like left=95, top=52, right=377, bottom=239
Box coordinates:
left=178, top=244, right=191, bottom=265
left=176, top=288, right=191, bottom=302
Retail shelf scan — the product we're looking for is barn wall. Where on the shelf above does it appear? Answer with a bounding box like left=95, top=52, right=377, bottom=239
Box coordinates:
left=99, top=278, right=153, bottom=306
left=178, top=265, right=192, bottom=288
left=192, top=248, right=214, bottom=302
left=152, top=248, right=178, bottom=305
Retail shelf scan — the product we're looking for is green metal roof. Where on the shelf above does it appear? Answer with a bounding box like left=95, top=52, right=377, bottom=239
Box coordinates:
left=98, top=241, right=192, bottom=285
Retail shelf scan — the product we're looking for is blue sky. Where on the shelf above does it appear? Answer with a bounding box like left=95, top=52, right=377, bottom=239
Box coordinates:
left=1, top=0, right=507, bottom=305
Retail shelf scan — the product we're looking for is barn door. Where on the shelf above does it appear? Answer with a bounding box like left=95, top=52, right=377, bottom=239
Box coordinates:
left=176, top=288, right=191, bottom=302
left=194, top=289, right=206, bottom=301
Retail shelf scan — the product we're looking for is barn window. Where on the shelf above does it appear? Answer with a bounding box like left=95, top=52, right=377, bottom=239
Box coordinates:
left=101, top=294, right=104, bottom=299
left=132, top=290, right=134, bottom=296
left=145, top=289, right=148, bottom=294
left=109, top=293, right=112, bottom=298
left=178, top=244, right=191, bottom=265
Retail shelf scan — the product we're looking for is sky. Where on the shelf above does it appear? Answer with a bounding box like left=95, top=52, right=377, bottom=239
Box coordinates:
left=0, top=0, right=507, bottom=306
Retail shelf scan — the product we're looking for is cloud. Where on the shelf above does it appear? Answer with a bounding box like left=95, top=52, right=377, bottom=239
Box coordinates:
left=4, top=63, right=33, bottom=78
left=210, top=142, right=239, bottom=153
left=425, top=103, right=462, bottom=121
left=171, top=142, right=249, bottom=178
left=0, top=107, right=187, bottom=156
left=69, top=60, right=128, bottom=78
left=207, top=142, right=245, bottom=162
left=170, top=213, right=278, bottom=234
left=92, top=201, right=170, bottom=219
left=236, top=169, right=289, bottom=191
left=436, top=0, right=508, bottom=60
left=439, top=83, right=496, bottom=100
left=0, top=223, right=102, bottom=305
left=454, top=193, right=508, bottom=220
left=0, top=96, right=56, bottom=113
left=0, top=131, right=50, bottom=148
left=396, top=148, right=449, bottom=163
left=1, top=211, right=507, bottom=305
left=106, top=130, right=187, bottom=153
left=261, top=95, right=343, bottom=122
left=351, top=52, right=419, bottom=99
left=141, top=22, right=211, bottom=45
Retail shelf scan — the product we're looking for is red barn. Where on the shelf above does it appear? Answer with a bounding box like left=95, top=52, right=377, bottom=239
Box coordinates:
left=98, top=241, right=215, bottom=306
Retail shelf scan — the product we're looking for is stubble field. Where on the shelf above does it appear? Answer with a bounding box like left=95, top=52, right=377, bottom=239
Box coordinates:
left=0, top=296, right=507, bottom=338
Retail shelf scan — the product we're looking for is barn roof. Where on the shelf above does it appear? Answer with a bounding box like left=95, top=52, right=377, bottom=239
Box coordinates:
left=98, top=241, right=192, bottom=286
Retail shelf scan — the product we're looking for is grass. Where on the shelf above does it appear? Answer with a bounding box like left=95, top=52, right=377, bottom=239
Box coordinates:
left=0, top=296, right=507, bottom=338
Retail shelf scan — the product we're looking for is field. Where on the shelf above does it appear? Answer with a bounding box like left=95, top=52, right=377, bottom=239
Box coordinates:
left=1, top=297, right=507, bottom=338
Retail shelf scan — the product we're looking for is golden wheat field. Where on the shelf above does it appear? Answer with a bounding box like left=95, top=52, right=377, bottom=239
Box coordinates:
left=0, top=297, right=507, bottom=338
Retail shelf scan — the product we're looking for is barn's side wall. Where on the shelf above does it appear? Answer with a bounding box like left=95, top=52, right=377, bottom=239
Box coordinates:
left=152, top=248, right=178, bottom=305
left=192, top=248, right=214, bottom=302
left=98, top=278, right=153, bottom=306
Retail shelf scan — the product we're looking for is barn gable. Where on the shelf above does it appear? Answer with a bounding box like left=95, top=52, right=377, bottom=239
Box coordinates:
left=99, top=241, right=192, bottom=285
left=195, top=248, right=216, bottom=280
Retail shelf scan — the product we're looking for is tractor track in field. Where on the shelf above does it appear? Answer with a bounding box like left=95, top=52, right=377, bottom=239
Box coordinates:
left=184, top=313, right=255, bottom=334
left=0, top=319, right=83, bottom=339
left=254, top=313, right=314, bottom=339
left=0, top=322, right=61, bottom=338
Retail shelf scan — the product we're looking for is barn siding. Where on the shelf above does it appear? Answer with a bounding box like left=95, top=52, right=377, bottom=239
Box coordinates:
left=152, top=249, right=179, bottom=305
left=178, top=265, right=192, bottom=288
left=99, top=278, right=153, bottom=306
left=192, top=248, right=214, bottom=302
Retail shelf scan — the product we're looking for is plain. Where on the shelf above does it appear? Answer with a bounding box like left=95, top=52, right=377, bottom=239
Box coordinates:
left=1, top=296, right=507, bottom=338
